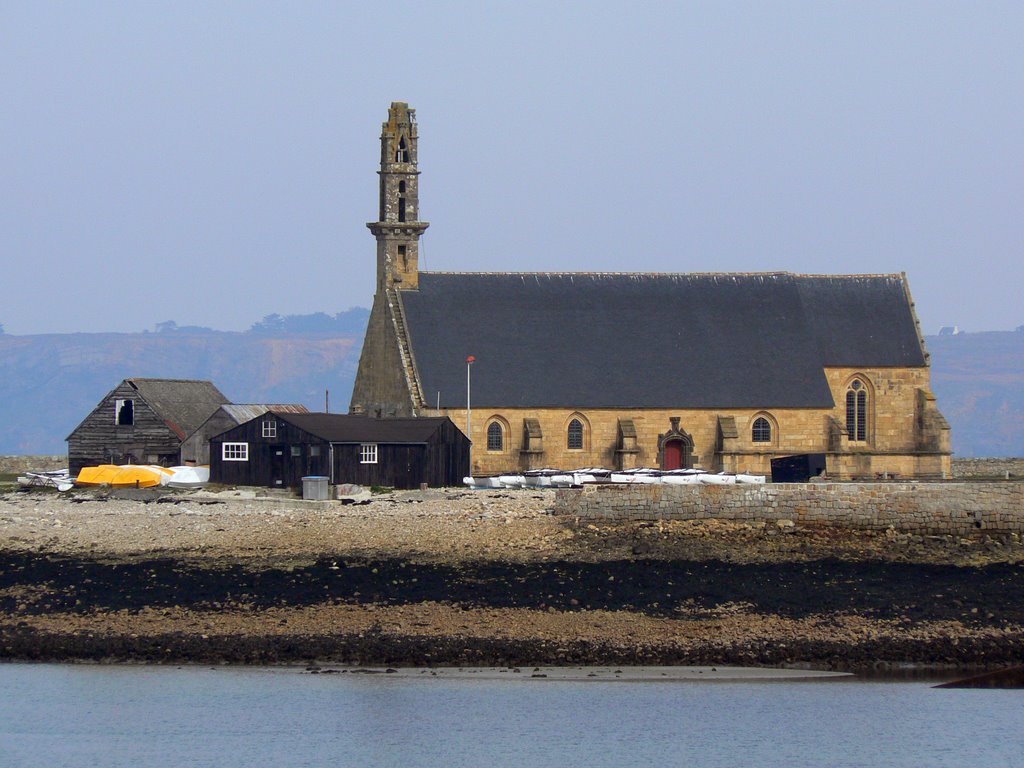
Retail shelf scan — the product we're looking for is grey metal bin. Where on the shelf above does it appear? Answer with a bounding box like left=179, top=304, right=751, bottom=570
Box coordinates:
left=301, top=476, right=330, bottom=501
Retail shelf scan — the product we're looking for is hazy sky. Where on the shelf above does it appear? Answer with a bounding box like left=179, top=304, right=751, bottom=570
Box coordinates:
left=2, top=1, right=1021, bottom=335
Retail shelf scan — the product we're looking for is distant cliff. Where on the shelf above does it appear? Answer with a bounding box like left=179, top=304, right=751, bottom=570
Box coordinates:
left=0, top=318, right=1020, bottom=457
left=0, top=311, right=368, bottom=454
left=927, top=330, right=1024, bottom=458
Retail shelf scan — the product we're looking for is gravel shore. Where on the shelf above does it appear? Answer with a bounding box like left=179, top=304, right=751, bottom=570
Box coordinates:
left=2, top=486, right=1023, bottom=670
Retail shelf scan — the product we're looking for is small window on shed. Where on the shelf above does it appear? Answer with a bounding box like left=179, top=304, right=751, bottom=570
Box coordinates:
left=752, top=417, right=772, bottom=443
left=486, top=421, right=504, bottom=452
left=115, top=399, right=134, bottom=426
left=290, top=446, right=302, bottom=458
left=262, top=420, right=277, bottom=439
left=567, top=418, right=584, bottom=450
left=360, top=444, right=378, bottom=464
left=222, top=442, right=249, bottom=461
left=310, top=446, right=321, bottom=457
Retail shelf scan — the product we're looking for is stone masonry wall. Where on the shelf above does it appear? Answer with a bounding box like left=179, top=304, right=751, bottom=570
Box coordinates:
left=0, top=456, right=65, bottom=474
left=952, top=458, right=1024, bottom=479
left=553, top=481, right=1024, bottom=535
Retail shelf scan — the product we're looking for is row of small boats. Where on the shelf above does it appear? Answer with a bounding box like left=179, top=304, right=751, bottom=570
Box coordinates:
left=74, top=464, right=210, bottom=489
left=17, top=469, right=75, bottom=492
left=464, top=467, right=767, bottom=489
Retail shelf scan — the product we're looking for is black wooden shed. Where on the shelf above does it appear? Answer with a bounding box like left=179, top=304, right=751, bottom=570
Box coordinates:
left=209, top=412, right=469, bottom=490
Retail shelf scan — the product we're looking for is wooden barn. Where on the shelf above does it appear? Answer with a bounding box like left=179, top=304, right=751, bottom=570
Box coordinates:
left=181, top=403, right=310, bottom=465
left=66, top=378, right=229, bottom=475
left=210, top=412, right=469, bottom=490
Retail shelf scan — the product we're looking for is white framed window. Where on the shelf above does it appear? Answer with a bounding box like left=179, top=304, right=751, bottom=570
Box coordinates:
left=262, top=420, right=277, bottom=438
left=222, top=442, right=249, bottom=461
left=360, top=443, right=378, bottom=464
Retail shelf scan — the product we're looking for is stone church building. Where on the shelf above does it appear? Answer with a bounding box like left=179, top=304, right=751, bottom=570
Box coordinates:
left=351, top=102, right=951, bottom=480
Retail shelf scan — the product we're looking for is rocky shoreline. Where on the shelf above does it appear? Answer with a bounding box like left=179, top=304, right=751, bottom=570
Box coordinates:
left=2, top=486, right=1023, bottom=671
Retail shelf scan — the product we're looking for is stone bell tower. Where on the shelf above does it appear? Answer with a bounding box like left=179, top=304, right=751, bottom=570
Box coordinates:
left=367, top=102, right=429, bottom=291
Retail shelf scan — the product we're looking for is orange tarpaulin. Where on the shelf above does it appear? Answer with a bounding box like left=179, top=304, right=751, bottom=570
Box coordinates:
left=76, top=464, right=172, bottom=487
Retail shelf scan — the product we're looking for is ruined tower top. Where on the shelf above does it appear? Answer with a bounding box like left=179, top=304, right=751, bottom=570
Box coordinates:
left=368, top=102, right=428, bottom=291
left=380, top=102, right=418, bottom=170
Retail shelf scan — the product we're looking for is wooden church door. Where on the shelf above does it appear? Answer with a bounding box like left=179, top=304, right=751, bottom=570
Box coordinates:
left=664, top=440, right=683, bottom=470
left=663, top=439, right=693, bottom=470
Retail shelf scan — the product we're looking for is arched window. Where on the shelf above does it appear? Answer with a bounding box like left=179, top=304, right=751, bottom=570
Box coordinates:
left=567, top=418, right=584, bottom=450
left=752, top=416, right=772, bottom=443
left=396, top=137, right=409, bottom=163
left=846, top=379, right=868, bottom=441
left=486, top=421, right=504, bottom=452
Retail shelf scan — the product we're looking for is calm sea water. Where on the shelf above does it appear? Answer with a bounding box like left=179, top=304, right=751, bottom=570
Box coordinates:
left=0, top=665, right=1021, bottom=767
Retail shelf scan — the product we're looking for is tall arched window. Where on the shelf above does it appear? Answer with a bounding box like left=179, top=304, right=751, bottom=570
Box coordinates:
left=486, top=421, right=504, bottom=452
left=567, top=418, right=584, bottom=450
left=396, top=137, right=409, bottom=163
left=846, top=379, right=868, bottom=441
left=752, top=416, right=772, bottom=443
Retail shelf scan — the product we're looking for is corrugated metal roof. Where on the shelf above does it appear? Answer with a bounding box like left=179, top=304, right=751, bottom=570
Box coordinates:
left=221, top=403, right=310, bottom=422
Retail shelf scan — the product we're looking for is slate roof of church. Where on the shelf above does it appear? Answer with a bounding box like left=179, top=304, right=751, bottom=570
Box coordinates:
left=399, top=272, right=927, bottom=410
left=271, top=413, right=456, bottom=443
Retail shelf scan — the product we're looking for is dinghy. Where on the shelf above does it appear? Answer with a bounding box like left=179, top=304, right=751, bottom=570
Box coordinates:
left=165, top=465, right=210, bottom=488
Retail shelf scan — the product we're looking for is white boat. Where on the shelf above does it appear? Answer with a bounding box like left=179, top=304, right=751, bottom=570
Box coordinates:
left=571, top=468, right=612, bottom=485
left=165, top=466, right=210, bottom=489
left=610, top=468, right=662, bottom=484
left=549, top=473, right=575, bottom=487
left=497, top=474, right=527, bottom=489
left=698, top=472, right=737, bottom=485
left=735, top=473, right=767, bottom=484
left=524, top=469, right=561, bottom=488
left=463, top=476, right=503, bottom=489
left=661, top=469, right=703, bottom=485
left=17, top=469, right=73, bottom=492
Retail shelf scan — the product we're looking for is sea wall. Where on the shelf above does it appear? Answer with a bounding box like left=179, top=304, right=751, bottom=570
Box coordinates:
left=952, top=458, right=1024, bottom=479
left=0, top=456, right=65, bottom=475
left=553, top=481, right=1024, bottom=534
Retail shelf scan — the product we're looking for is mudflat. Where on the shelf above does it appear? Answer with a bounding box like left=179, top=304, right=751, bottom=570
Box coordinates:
left=2, top=487, right=1023, bottom=670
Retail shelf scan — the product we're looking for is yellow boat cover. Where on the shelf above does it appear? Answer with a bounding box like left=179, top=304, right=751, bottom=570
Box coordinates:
left=75, top=465, right=121, bottom=486
left=109, top=465, right=164, bottom=488
left=76, top=464, right=168, bottom=487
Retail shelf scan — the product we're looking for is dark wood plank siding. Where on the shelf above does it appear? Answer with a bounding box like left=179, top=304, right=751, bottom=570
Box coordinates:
left=428, top=418, right=471, bottom=486
left=332, top=422, right=469, bottom=489
left=333, top=444, right=429, bottom=489
left=211, top=415, right=469, bottom=490
left=210, top=416, right=329, bottom=489
left=67, top=382, right=184, bottom=474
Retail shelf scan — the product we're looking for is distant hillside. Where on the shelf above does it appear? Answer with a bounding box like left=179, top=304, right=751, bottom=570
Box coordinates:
left=0, top=310, right=368, bottom=454
left=927, top=330, right=1024, bottom=458
left=0, top=316, right=1020, bottom=457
